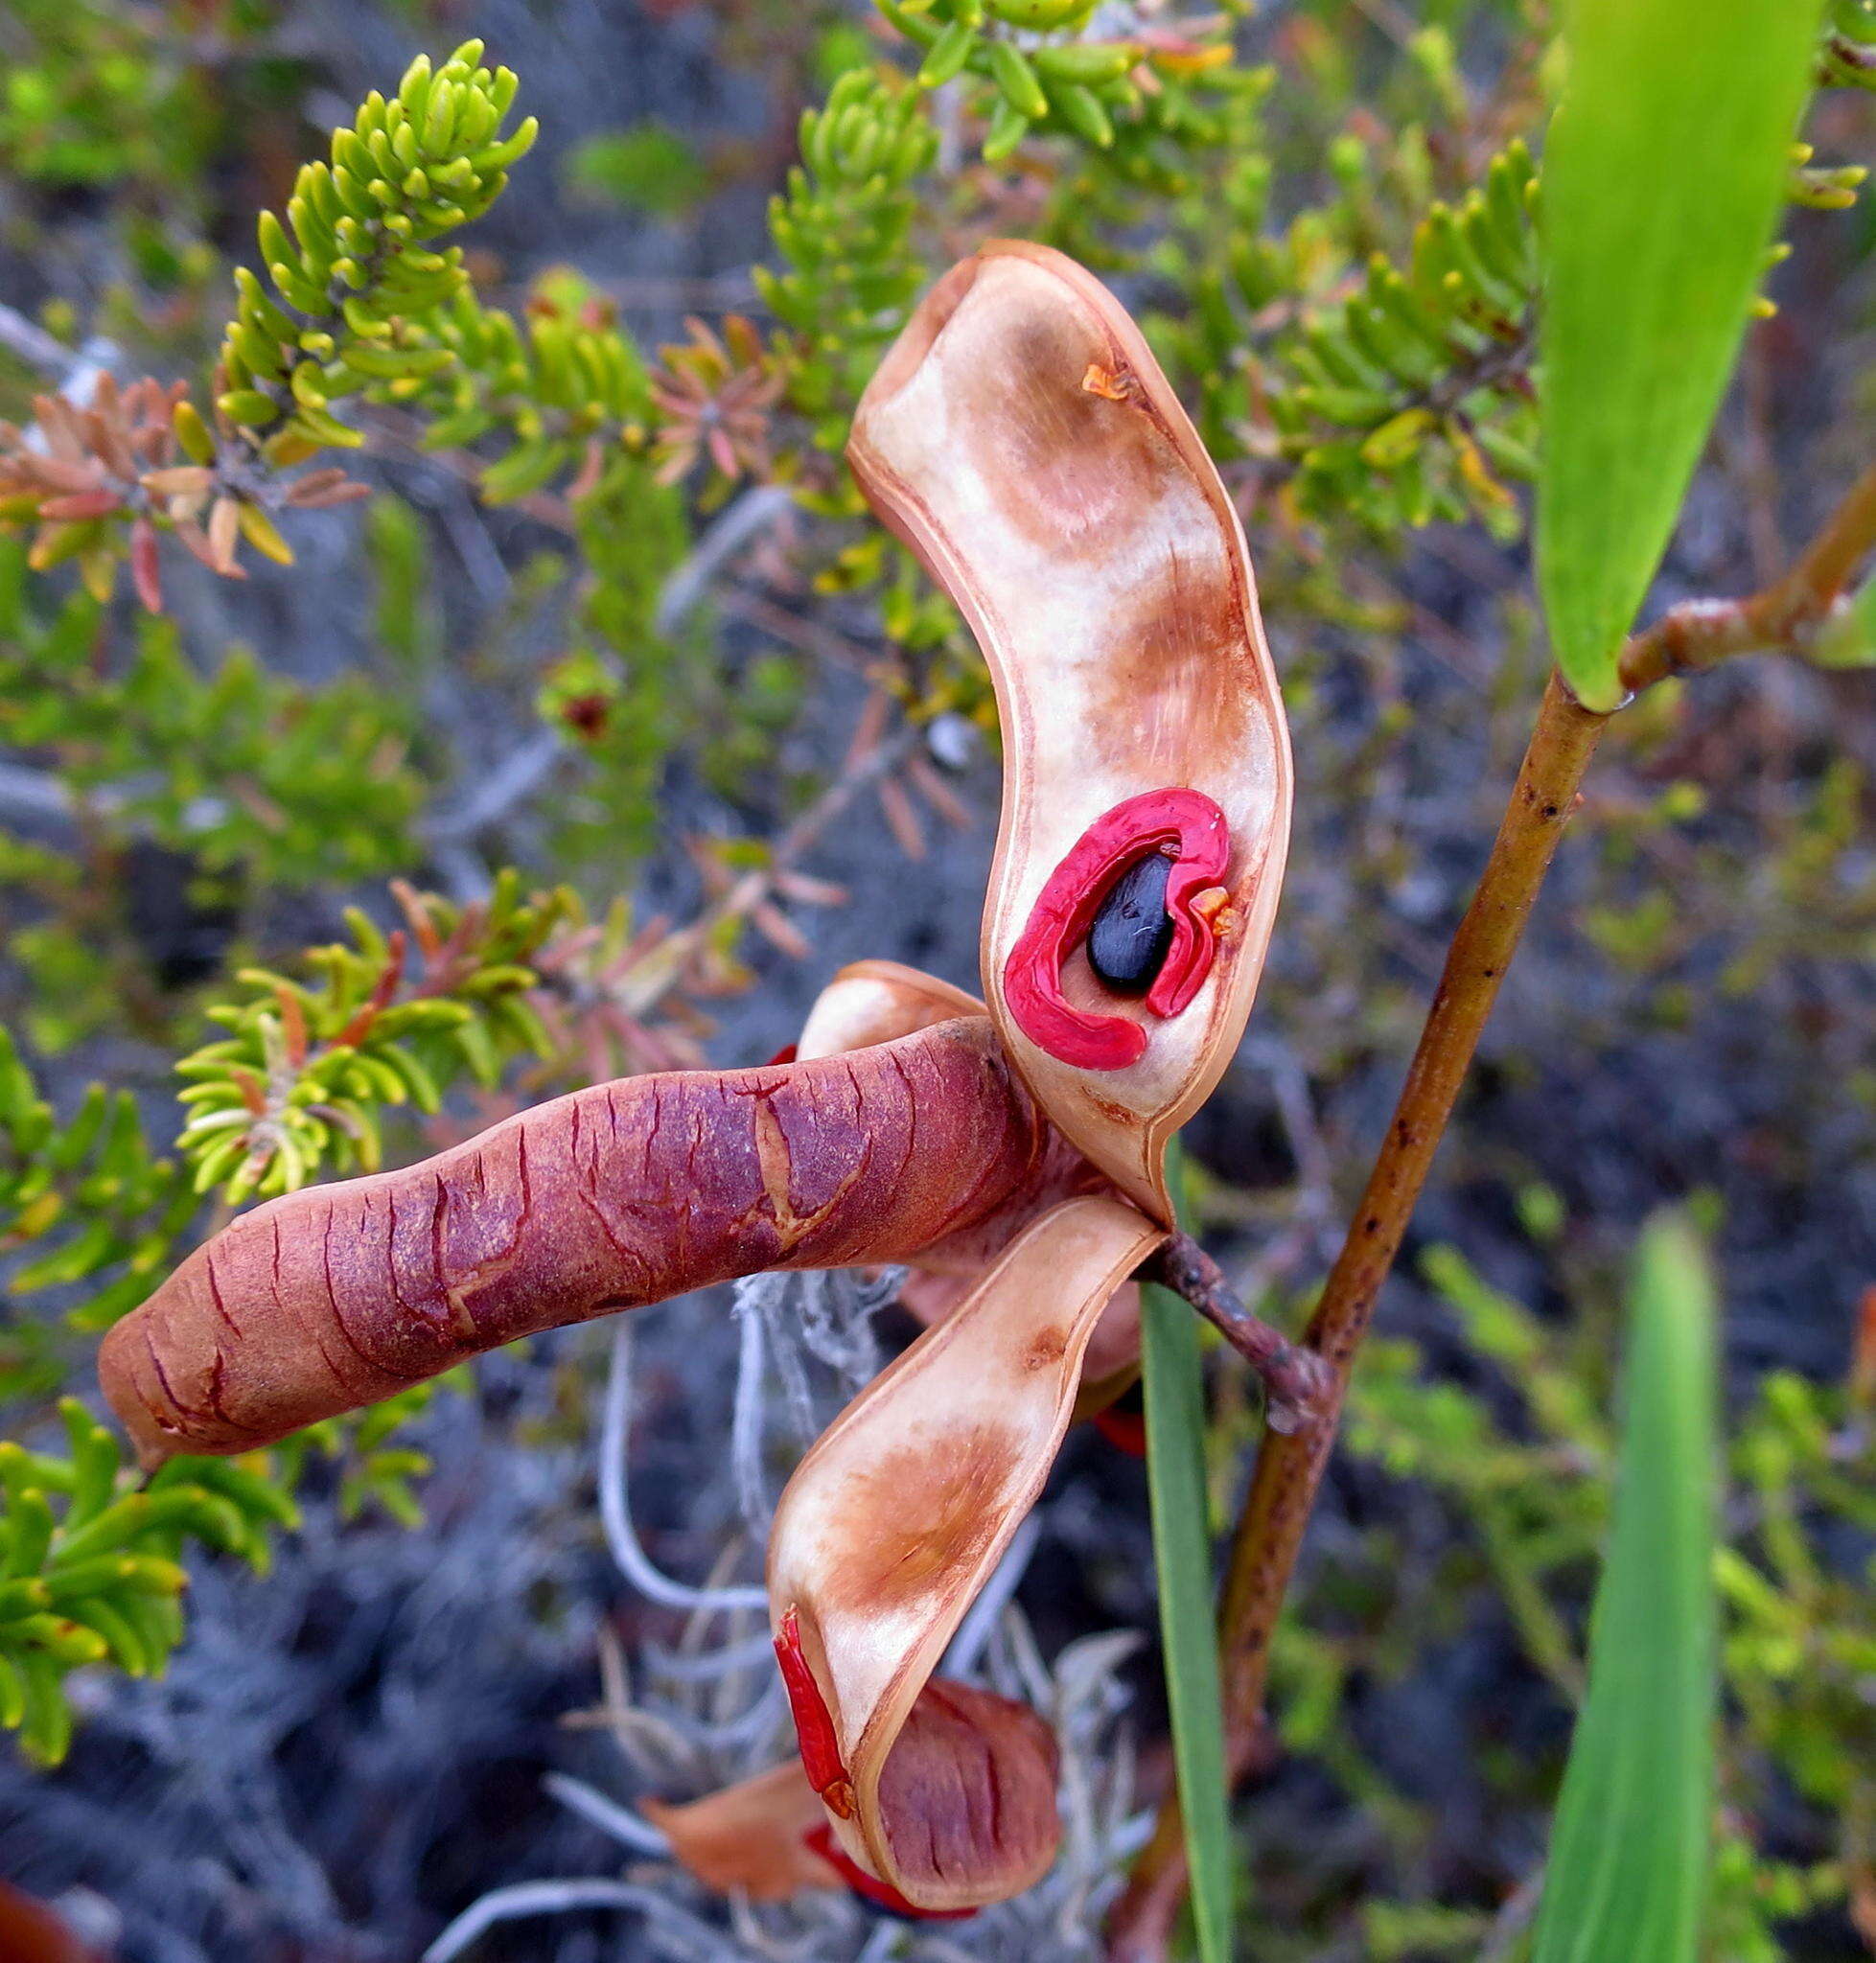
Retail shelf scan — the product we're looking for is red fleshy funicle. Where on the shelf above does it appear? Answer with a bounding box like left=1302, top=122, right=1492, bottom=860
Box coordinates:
left=775, top=1606, right=856, bottom=1817
left=1002, top=787, right=1231, bottom=1070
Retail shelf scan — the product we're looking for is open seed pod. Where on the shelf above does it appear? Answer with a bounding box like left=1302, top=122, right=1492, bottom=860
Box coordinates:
left=98, top=1016, right=1056, bottom=1463
left=800, top=962, right=1143, bottom=1387
left=760, top=243, right=1292, bottom=1912
left=766, top=1191, right=1161, bottom=1911
left=848, top=240, right=1293, bottom=1223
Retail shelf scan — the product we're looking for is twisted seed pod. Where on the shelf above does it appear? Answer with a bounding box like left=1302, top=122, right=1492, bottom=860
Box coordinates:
left=96, top=240, right=1291, bottom=1929
left=765, top=1191, right=1161, bottom=1910
left=99, top=1018, right=1049, bottom=1464
left=848, top=240, right=1292, bottom=1222
left=801, top=960, right=1146, bottom=1394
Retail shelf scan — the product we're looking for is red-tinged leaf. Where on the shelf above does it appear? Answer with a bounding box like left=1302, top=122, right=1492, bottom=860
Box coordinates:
left=207, top=496, right=240, bottom=575
left=908, top=753, right=972, bottom=827
left=128, top=517, right=162, bottom=613
left=772, top=870, right=847, bottom=909
left=752, top=900, right=812, bottom=960
left=139, top=466, right=215, bottom=497
left=877, top=775, right=927, bottom=860
left=174, top=518, right=244, bottom=578
left=567, top=437, right=604, bottom=502
left=38, top=490, right=121, bottom=521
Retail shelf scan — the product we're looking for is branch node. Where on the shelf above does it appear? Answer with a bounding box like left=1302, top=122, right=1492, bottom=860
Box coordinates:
left=1137, top=1232, right=1333, bottom=1432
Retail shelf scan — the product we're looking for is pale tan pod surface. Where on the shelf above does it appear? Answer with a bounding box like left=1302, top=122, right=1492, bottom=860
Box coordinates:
left=766, top=1191, right=1163, bottom=1908
left=795, top=958, right=984, bottom=1060
left=848, top=241, right=1292, bottom=1222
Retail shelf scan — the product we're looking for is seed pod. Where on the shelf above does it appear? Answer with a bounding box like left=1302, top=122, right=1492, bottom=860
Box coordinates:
left=799, top=961, right=1147, bottom=1398
left=766, top=1190, right=1161, bottom=1911
left=99, top=1019, right=1054, bottom=1464
left=848, top=241, right=1292, bottom=1221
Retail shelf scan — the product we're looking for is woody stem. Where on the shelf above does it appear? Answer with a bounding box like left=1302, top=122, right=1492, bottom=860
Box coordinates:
left=1138, top=1234, right=1334, bottom=1432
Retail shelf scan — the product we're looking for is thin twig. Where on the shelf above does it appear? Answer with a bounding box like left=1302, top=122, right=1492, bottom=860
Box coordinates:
left=1136, top=1234, right=1334, bottom=1433
left=541, top=1770, right=672, bottom=1857
left=421, top=1879, right=712, bottom=1963
left=1618, top=458, right=1876, bottom=692
left=424, top=728, right=566, bottom=843
left=599, top=1323, right=770, bottom=1615
left=0, top=300, right=79, bottom=381
left=655, top=483, right=796, bottom=636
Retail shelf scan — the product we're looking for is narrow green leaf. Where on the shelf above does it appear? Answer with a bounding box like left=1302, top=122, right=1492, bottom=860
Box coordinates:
left=1141, top=1141, right=1234, bottom=1963
left=1531, top=1212, right=1720, bottom=1963
left=1537, top=0, right=1822, bottom=708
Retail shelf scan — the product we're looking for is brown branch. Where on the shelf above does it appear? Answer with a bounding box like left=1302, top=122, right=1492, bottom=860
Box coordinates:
left=1137, top=1233, right=1335, bottom=1432
left=1107, top=458, right=1876, bottom=1963
left=1618, top=458, right=1876, bottom=692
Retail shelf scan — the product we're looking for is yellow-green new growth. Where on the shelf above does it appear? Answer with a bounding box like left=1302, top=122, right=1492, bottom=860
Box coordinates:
left=0, top=1401, right=295, bottom=1764
left=1269, top=139, right=1540, bottom=539
left=215, top=39, right=538, bottom=460
left=174, top=872, right=567, bottom=1205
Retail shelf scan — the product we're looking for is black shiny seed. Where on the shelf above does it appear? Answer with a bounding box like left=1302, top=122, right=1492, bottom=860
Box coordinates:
left=1087, top=853, right=1175, bottom=996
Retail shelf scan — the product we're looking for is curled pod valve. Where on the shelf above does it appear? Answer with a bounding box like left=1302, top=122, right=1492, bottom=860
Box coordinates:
left=849, top=241, right=1293, bottom=1222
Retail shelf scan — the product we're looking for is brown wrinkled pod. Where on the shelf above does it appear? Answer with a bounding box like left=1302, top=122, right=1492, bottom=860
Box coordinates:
left=100, top=1017, right=1053, bottom=1464
left=642, top=1678, right=1055, bottom=1921
left=766, top=1192, right=1161, bottom=1910
left=848, top=240, right=1292, bottom=1223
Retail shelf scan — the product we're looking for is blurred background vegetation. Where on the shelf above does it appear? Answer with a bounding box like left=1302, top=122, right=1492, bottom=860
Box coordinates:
left=0, top=0, right=1872, bottom=1958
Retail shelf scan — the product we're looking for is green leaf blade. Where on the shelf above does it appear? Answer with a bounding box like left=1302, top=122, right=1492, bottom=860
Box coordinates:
left=1537, top=0, right=1823, bottom=708
left=1141, top=1143, right=1234, bottom=1963
left=1531, top=1212, right=1720, bottom=1963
